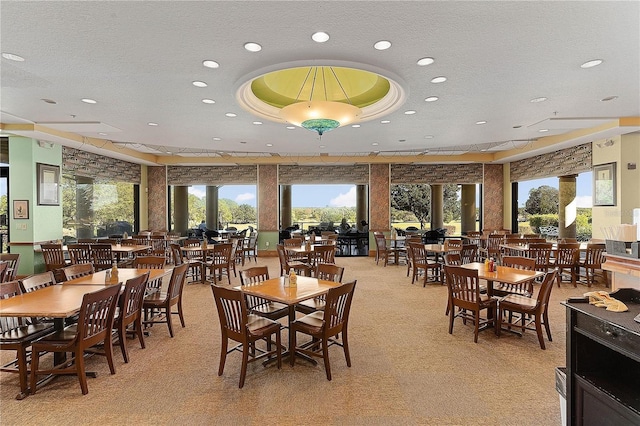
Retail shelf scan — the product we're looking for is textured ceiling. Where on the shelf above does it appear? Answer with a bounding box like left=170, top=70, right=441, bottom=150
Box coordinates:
left=1, top=1, right=639, bottom=165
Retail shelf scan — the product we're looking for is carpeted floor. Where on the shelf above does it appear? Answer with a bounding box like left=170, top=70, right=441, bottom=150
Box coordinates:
left=1, top=255, right=599, bottom=425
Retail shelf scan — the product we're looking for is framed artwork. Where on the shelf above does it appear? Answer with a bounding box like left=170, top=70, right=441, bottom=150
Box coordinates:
left=593, top=162, right=616, bottom=206
left=13, top=200, right=29, bottom=219
left=37, top=163, right=60, bottom=206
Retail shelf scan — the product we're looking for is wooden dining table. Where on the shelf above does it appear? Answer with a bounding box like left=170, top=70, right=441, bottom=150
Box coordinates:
left=460, top=262, right=544, bottom=297
left=238, top=275, right=340, bottom=362
left=63, top=268, right=173, bottom=286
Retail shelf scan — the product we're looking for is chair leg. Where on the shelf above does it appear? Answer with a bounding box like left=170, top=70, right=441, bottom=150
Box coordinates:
left=218, top=337, right=228, bottom=376
left=322, top=338, right=332, bottom=381
left=135, top=317, right=146, bottom=349
left=75, top=350, right=89, bottom=395
left=104, top=336, right=116, bottom=374
left=119, top=325, right=130, bottom=363
left=473, top=311, right=480, bottom=343
left=16, top=346, right=29, bottom=396
left=534, top=313, right=546, bottom=350
left=29, top=349, right=42, bottom=395
left=448, top=310, right=455, bottom=335
left=289, top=328, right=297, bottom=367
left=342, top=328, right=351, bottom=367
left=239, top=344, right=249, bottom=388
left=543, top=311, right=552, bottom=341
left=178, top=299, right=186, bottom=327
left=166, top=307, right=174, bottom=338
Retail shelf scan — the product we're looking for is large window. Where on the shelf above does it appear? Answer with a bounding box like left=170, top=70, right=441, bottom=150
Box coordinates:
left=62, top=175, right=137, bottom=241
left=176, top=185, right=257, bottom=230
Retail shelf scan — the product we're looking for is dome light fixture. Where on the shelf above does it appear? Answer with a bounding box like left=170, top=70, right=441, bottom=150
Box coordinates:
left=279, top=66, right=362, bottom=136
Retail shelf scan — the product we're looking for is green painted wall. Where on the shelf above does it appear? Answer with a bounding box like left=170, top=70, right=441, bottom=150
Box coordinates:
left=9, top=137, right=63, bottom=275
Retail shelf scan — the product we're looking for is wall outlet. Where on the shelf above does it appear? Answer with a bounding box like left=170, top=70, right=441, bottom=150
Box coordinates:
left=265, top=241, right=270, bottom=247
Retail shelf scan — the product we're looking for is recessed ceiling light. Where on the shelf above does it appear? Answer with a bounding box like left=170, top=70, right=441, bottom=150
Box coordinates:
left=98, top=132, right=107, bottom=136
left=404, top=110, right=416, bottom=115
left=148, top=122, right=158, bottom=126
left=351, top=124, right=361, bottom=128
left=244, top=42, right=262, bottom=52
left=417, top=57, right=435, bottom=66
left=539, top=129, right=549, bottom=133
left=431, top=76, right=447, bottom=83
left=600, top=96, right=618, bottom=102
left=225, top=113, right=237, bottom=117
left=311, top=31, right=330, bottom=43
left=513, top=125, right=522, bottom=129
left=81, top=98, right=97, bottom=104
left=319, top=145, right=326, bottom=149
left=212, top=137, right=221, bottom=141
left=424, top=135, right=434, bottom=139
left=203, top=60, right=219, bottom=69
left=240, top=141, right=247, bottom=144
left=41, top=98, right=57, bottom=104
left=476, top=121, right=487, bottom=125
left=253, top=121, right=262, bottom=125
left=530, top=97, right=547, bottom=103
left=166, top=151, right=172, bottom=155
left=266, top=143, right=273, bottom=147
left=480, top=149, right=487, bottom=152
left=374, top=40, right=392, bottom=50
left=398, top=139, right=406, bottom=143
left=286, top=126, right=295, bottom=130
left=381, top=120, right=390, bottom=124
left=581, top=59, right=603, bottom=69
left=1, top=52, right=24, bottom=61
left=425, top=96, right=439, bottom=102
left=192, top=81, right=207, bottom=88
left=372, top=142, right=379, bottom=146
left=202, top=99, right=215, bottom=104
left=373, top=150, right=380, bottom=154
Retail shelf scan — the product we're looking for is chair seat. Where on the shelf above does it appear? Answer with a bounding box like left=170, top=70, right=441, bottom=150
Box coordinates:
left=294, top=310, right=324, bottom=333
left=246, top=314, right=281, bottom=335
left=37, top=324, right=78, bottom=343
left=144, top=291, right=168, bottom=305
left=500, top=294, right=537, bottom=310
left=493, top=283, right=532, bottom=298
left=297, top=297, right=325, bottom=312
left=0, top=323, right=53, bottom=343
left=251, top=301, right=288, bottom=317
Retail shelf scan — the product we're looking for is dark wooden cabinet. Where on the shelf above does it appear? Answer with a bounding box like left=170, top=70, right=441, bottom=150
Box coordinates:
left=563, top=289, right=640, bottom=426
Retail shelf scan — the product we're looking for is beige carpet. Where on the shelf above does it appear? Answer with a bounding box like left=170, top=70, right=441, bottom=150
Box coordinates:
left=1, top=256, right=598, bottom=425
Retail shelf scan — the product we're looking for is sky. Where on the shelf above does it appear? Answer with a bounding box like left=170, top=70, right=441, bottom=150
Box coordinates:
left=189, top=173, right=593, bottom=209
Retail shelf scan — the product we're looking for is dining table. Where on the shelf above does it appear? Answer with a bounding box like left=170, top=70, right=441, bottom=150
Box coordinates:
left=460, top=262, right=544, bottom=298
left=238, top=275, right=340, bottom=363
left=63, top=267, right=173, bottom=286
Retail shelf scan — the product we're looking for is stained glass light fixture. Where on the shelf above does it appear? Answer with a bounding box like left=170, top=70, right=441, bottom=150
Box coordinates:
left=279, top=67, right=362, bottom=136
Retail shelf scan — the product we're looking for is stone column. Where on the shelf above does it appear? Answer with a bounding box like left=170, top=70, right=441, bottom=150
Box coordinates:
left=559, top=174, right=577, bottom=239
left=280, top=185, right=292, bottom=228
left=173, top=186, right=189, bottom=236
left=430, top=184, right=443, bottom=230
left=76, top=176, right=94, bottom=239
left=460, top=184, right=476, bottom=233
left=356, top=185, right=368, bottom=230
left=205, top=186, right=219, bottom=230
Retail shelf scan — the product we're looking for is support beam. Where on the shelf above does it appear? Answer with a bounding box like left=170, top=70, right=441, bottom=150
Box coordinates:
left=205, top=186, right=219, bottom=230
left=280, top=185, right=292, bottom=228
left=460, top=184, right=476, bottom=234
left=173, top=186, right=189, bottom=236
left=431, top=184, right=443, bottom=230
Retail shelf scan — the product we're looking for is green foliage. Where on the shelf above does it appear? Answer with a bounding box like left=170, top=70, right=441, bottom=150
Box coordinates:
left=525, top=185, right=559, bottom=215
left=187, top=194, right=206, bottom=228
left=528, top=214, right=559, bottom=232
left=443, top=184, right=460, bottom=223
left=576, top=214, right=592, bottom=240
left=0, top=194, right=6, bottom=216
left=391, top=184, right=431, bottom=229
left=233, top=204, right=256, bottom=223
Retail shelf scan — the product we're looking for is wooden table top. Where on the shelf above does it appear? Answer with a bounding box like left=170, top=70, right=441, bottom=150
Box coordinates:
left=238, top=276, right=340, bottom=305
left=63, top=268, right=173, bottom=286
left=460, top=262, right=544, bottom=283
left=285, top=244, right=320, bottom=254
left=0, top=284, right=110, bottom=318
left=423, top=244, right=460, bottom=253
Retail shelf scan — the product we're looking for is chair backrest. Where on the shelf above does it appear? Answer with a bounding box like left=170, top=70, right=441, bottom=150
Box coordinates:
left=184, top=239, right=201, bottom=247
left=523, top=234, right=540, bottom=239
left=444, top=253, right=462, bottom=266
left=315, top=263, right=344, bottom=282
left=322, top=280, right=357, bottom=338
left=133, top=256, right=166, bottom=269
left=170, top=243, right=183, bottom=266
left=585, top=243, right=606, bottom=267
left=528, top=243, right=553, bottom=269
left=486, top=234, right=504, bottom=250
left=19, top=271, right=56, bottom=293
left=535, top=270, right=557, bottom=313
left=239, top=266, right=270, bottom=311
left=444, top=265, right=482, bottom=308
left=0, top=254, right=20, bottom=281
left=67, top=244, right=93, bottom=265
left=501, top=256, right=535, bottom=271
left=167, top=263, right=188, bottom=303
left=211, top=243, right=233, bottom=266
left=409, top=243, right=428, bottom=264
left=40, top=243, right=66, bottom=271
left=91, top=244, right=114, bottom=270
left=505, top=238, right=525, bottom=246
left=375, top=235, right=387, bottom=252
left=211, top=285, right=249, bottom=343
left=62, top=263, right=95, bottom=281
left=284, top=238, right=303, bottom=247
left=445, top=239, right=462, bottom=252
left=460, top=244, right=477, bottom=263
left=0, top=280, right=24, bottom=331
left=555, top=243, right=580, bottom=266
left=0, top=262, right=9, bottom=283
left=312, top=245, right=336, bottom=265
left=276, top=244, right=288, bottom=274
left=246, top=233, right=258, bottom=249
left=76, top=284, right=122, bottom=349
left=120, top=272, right=150, bottom=324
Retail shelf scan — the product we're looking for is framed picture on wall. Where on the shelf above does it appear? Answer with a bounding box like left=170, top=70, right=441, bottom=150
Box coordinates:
left=13, top=200, right=29, bottom=219
left=593, top=162, right=616, bottom=206
left=37, top=163, right=60, bottom=206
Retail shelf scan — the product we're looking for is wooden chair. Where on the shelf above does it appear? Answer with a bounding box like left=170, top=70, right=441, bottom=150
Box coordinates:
left=493, top=256, right=535, bottom=297
left=408, top=243, right=440, bottom=286
left=62, top=263, right=95, bottom=281
left=528, top=243, right=553, bottom=274
left=444, top=265, right=497, bottom=343
left=276, top=244, right=311, bottom=277
left=210, top=285, right=282, bottom=388
left=0, top=262, right=9, bottom=283
left=296, top=263, right=345, bottom=314
left=464, top=231, right=482, bottom=247
left=480, top=234, right=503, bottom=261
left=204, top=243, right=233, bottom=285
left=445, top=238, right=462, bottom=254
left=114, top=272, right=149, bottom=363
left=460, top=244, right=477, bottom=264
left=143, top=263, right=188, bottom=337
left=67, top=244, right=93, bottom=265
left=497, top=270, right=557, bottom=349
left=0, top=281, right=54, bottom=399
left=554, top=243, right=580, bottom=287
left=374, top=234, right=390, bottom=266
left=91, top=244, right=115, bottom=271
left=290, top=280, right=357, bottom=381
left=242, top=233, right=258, bottom=265
left=311, top=244, right=336, bottom=267
left=133, top=255, right=166, bottom=293
left=579, top=243, right=607, bottom=287
left=0, top=253, right=20, bottom=282
left=40, top=243, right=69, bottom=281
left=19, top=271, right=56, bottom=294
left=30, top=283, right=122, bottom=395
left=239, top=266, right=288, bottom=321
